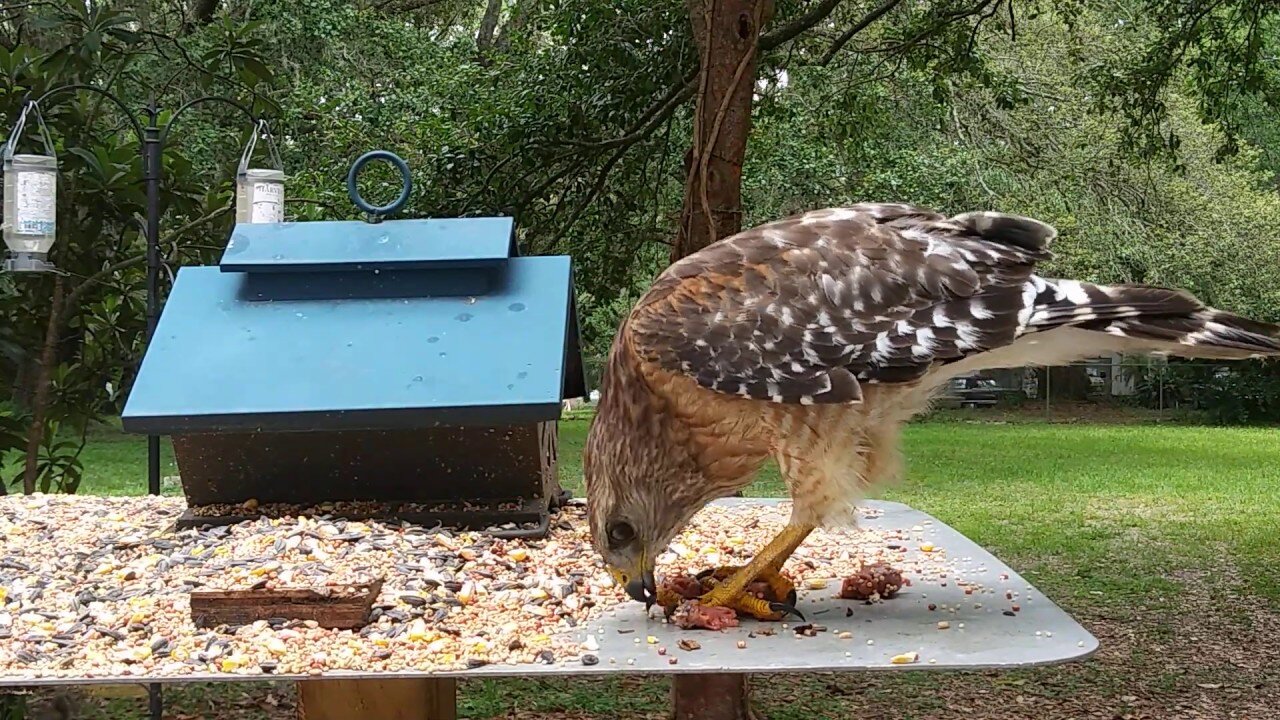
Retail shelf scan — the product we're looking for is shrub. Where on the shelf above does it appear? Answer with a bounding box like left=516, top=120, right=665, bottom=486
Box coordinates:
left=1199, top=361, right=1280, bottom=426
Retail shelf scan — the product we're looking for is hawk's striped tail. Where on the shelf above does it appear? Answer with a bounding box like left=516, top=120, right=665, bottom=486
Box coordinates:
left=1028, top=280, right=1280, bottom=360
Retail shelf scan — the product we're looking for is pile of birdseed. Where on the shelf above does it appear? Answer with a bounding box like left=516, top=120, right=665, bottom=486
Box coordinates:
left=0, top=495, right=953, bottom=680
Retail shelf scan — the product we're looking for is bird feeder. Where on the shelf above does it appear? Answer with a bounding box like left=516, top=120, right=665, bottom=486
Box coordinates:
left=2, top=103, right=58, bottom=273
left=234, top=120, right=285, bottom=224
left=121, top=151, right=585, bottom=536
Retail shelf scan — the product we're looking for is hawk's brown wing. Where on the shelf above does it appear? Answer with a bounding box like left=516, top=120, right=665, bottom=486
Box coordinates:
left=627, top=203, right=1056, bottom=404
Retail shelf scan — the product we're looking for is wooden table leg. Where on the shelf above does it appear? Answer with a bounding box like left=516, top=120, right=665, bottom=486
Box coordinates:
left=298, top=678, right=457, bottom=720
left=671, top=673, right=758, bottom=720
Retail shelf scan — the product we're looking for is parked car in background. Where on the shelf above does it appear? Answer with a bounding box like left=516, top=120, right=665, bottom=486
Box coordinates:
left=939, top=375, right=1002, bottom=408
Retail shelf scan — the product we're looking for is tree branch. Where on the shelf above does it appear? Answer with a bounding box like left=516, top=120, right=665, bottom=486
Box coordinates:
left=376, top=0, right=450, bottom=12
left=964, top=0, right=1003, bottom=58
left=495, top=0, right=539, bottom=52
left=553, top=72, right=698, bottom=150
left=22, top=274, right=64, bottom=495
left=860, top=0, right=1000, bottom=57
left=548, top=0, right=834, bottom=159
left=820, top=0, right=904, bottom=65
left=57, top=205, right=232, bottom=328
left=284, top=197, right=338, bottom=211
left=759, top=0, right=845, bottom=52
left=0, top=1, right=52, bottom=14
left=518, top=0, right=840, bottom=215
left=163, top=204, right=234, bottom=245
left=57, top=255, right=146, bottom=328
left=513, top=152, right=595, bottom=213
left=543, top=143, right=630, bottom=254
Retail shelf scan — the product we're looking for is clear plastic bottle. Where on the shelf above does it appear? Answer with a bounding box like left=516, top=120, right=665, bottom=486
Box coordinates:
left=3, top=153, right=57, bottom=251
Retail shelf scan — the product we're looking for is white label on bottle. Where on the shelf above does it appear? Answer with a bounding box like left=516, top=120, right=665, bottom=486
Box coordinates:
left=15, top=172, right=56, bottom=235
left=250, top=182, right=284, bottom=223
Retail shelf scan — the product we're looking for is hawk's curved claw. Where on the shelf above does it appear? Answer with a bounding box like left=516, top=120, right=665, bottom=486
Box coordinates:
left=769, top=601, right=805, bottom=622
left=695, top=565, right=800, bottom=622
left=698, top=589, right=802, bottom=622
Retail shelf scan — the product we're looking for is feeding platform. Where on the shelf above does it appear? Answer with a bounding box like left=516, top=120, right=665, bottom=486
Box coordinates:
left=121, top=152, right=584, bottom=535
left=0, top=495, right=1097, bottom=720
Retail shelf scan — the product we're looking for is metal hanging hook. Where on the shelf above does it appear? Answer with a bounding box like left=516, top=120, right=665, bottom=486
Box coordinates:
left=238, top=118, right=284, bottom=176
left=3, top=100, right=57, bottom=162
left=346, top=150, right=412, bottom=223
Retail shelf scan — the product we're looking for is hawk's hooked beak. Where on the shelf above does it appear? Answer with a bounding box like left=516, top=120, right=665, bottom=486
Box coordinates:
left=609, top=558, right=657, bottom=609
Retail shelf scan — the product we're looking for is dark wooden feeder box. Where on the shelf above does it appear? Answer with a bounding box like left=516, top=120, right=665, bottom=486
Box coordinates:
left=122, top=214, right=584, bottom=537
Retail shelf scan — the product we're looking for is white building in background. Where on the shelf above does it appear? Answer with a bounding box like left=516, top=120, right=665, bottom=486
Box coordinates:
left=1110, top=354, right=1137, bottom=396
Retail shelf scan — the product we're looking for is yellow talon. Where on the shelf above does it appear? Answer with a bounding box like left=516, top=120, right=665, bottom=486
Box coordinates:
left=684, top=524, right=815, bottom=622
left=696, top=566, right=799, bottom=621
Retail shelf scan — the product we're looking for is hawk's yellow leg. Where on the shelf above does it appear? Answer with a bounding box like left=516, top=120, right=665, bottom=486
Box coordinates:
left=698, top=524, right=814, bottom=621
left=698, top=565, right=795, bottom=602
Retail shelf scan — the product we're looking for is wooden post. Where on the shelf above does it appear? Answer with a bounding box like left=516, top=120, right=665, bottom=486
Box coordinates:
left=298, top=678, right=457, bottom=720
left=671, top=673, right=758, bottom=720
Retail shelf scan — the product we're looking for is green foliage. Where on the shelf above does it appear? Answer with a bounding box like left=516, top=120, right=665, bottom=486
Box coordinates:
left=0, top=0, right=273, bottom=493
left=1130, top=360, right=1280, bottom=425
left=249, top=0, right=693, bottom=301
left=1130, top=361, right=1209, bottom=410
left=1198, top=362, right=1280, bottom=426
left=0, top=405, right=23, bottom=471
left=1083, top=0, right=1280, bottom=162
left=0, top=693, right=26, bottom=720
left=19, top=418, right=85, bottom=494
left=3, top=0, right=1280, bottom=494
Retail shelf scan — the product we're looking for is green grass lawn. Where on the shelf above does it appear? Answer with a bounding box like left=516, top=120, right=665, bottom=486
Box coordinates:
left=11, top=417, right=1280, bottom=719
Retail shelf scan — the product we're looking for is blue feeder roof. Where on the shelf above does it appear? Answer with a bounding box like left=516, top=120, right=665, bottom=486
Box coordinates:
left=219, top=217, right=517, bottom=273
left=121, top=216, right=585, bottom=435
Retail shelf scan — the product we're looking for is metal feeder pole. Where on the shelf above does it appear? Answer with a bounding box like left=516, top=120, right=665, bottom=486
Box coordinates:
left=144, top=106, right=163, bottom=497
left=11, top=85, right=272, bottom=720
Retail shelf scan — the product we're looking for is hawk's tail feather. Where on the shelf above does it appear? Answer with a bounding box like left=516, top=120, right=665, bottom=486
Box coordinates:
left=1033, top=280, right=1280, bottom=359
left=1028, top=282, right=1204, bottom=328
left=1095, top=309, right=1280, bottom=359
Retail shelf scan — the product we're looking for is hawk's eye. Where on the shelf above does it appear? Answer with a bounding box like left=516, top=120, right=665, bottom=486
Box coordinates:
left=607, top=521, right=636, bottom=547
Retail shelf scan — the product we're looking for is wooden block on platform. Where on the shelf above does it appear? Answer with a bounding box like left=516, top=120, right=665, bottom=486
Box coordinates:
left=190, top=579, right=382, bottom=629
left=298, top=678, right=457, bottom=720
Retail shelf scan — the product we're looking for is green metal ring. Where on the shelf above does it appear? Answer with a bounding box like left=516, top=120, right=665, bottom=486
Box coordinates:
left=347, top=150, right=412, bottom=219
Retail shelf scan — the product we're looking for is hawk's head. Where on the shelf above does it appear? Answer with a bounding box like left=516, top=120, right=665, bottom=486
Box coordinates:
left=581, top=343, right=714, bottom=608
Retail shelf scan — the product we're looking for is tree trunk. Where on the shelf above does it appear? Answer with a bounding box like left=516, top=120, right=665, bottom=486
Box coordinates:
left=672, top=0, right=774, bottom=261
left=667, top=3, right=772, bottom=715
left=11, top=358, right=32, bottom=412
left=494, top=0, right=539, bottom=52
left=192, top=0, right=221, bottom=25
left=22, top=274, right=64, bottom=495
left=671, top=674, right=758, bottom=720
left=298, top=678, right=456, bottom=719
left=475, top=0, right=503, bottom=54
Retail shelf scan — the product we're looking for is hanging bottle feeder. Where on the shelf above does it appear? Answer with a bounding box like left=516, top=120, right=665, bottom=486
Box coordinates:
left=2, top=102, right=59, bottom=273
left=234, top=119, right=286, bottom=224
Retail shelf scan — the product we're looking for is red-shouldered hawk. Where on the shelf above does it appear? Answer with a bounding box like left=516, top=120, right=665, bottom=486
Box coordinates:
left=583, top=203, right=1280, bottom=620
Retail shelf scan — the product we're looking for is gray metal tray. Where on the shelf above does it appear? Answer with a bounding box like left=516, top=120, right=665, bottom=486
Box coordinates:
left=0, top=499, right=1096, bottom=687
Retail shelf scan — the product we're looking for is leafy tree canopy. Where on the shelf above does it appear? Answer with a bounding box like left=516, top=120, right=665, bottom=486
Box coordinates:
left=2, top=0, right=1279, bottom=492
